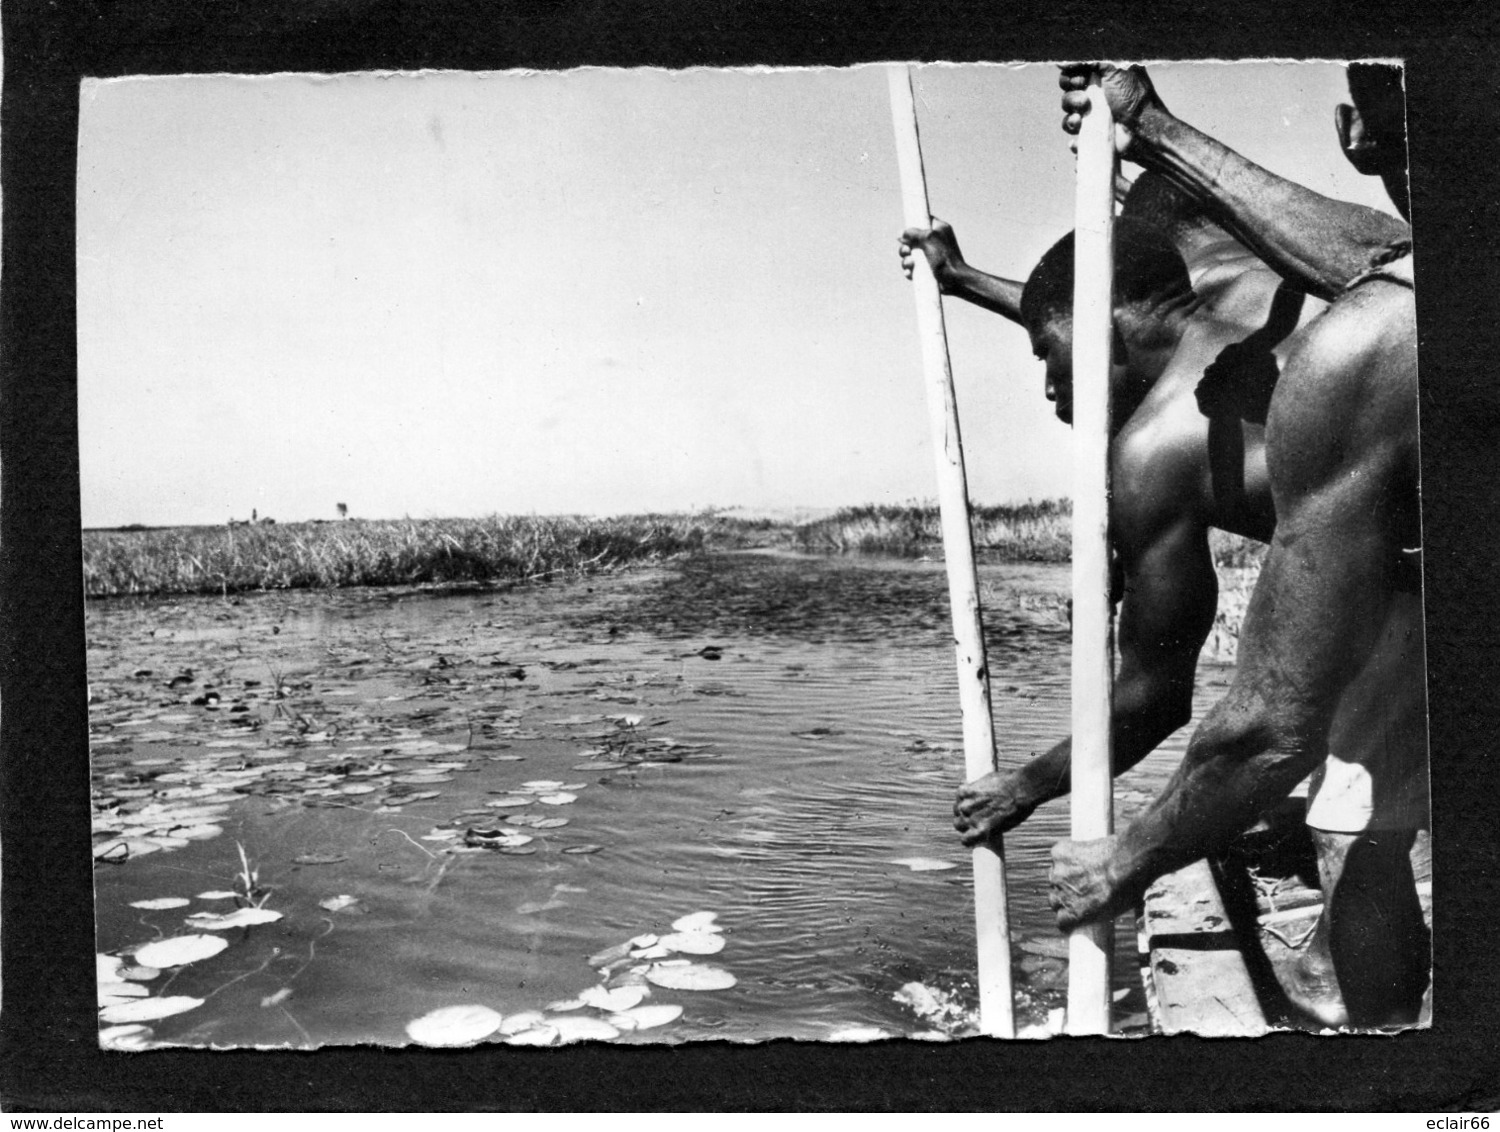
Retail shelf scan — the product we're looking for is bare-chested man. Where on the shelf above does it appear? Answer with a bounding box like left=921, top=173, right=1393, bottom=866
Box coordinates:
left=1026, top=62, right=1427, bottom=1028
left=901, top=175, right=1314, bottom=828
left=901, top=178, right=1373, bottom=1022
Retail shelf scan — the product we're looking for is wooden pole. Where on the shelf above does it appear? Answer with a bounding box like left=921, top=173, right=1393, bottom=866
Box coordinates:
left=1066, top=74, right=1118, bottom=1036
left=886, top=64, right=1015, bottom=1039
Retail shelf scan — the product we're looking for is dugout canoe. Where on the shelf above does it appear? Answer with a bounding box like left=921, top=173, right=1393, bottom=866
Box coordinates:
left=1137, top=797, right=1432, bottom=1035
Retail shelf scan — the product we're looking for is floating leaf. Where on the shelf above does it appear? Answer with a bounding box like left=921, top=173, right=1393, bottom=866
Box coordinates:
left=608, top=1004, right=682, bottom=1031
left=545, top=998, right=586, bottom=1012
left=98, top=1024, right=155, bottom=1051
left=293, top=853, right=348, bottom=866
left=645, top=964, right=737, bottom=992
left=260, top=988, right=293, bottom=1008
left=631, top=945, right=673, bottom=959
left=537, top=793, right=577, bottom=806
left=405, top=1004, right=504, bottom=1047
left=134, top=934, right=229, bottom=969
left=173, top=824, right=225, bottom=841
left=828, top=1026, right=893, bottom=1043
left=578, top=984, right=648, bottom=1013
left=562, top=844, right=602, bottom=855
left=588, top=942, right=633, bottom=968
left=498, top=1011, right=548, bottom=1036
left=99, top=995, right=205, bottom=1023
left=318, top=894, right=362, bottom=913
left=120, top=966, right=161, bottom=982
left=98, top=983, right=151, bottom=1005
left=670, top=912, right=720, bottom=933
left=549, top=1015, right=620, bottom=1043
left=504, top=1024, right=559, bottom=1046
left=183, top=908, right=283, bottom=931
left=889, top=857, right=958, bottom=872
left=660, top=931, right=726, bottom=955
left=97, top=954, right=126, bottom=985
left=485, top=795, right=534, bottom=809
left=531, top=818, right=570, bottom=829
left=196, top=890, right=237, bottom=900
left=129, top=897, right=191, bottom=911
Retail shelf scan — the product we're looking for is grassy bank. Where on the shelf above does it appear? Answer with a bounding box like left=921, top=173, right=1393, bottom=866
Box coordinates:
left=82, top=514, right=765, bottom=598
left=791, top=501, right=1073, bottom=561
left=791, top=501, right=1267, bottom=572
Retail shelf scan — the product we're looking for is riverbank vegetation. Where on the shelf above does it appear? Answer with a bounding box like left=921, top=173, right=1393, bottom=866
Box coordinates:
left=81, top=513, right=765, bottom=598
left=83, top=502, right=1266, bottom=607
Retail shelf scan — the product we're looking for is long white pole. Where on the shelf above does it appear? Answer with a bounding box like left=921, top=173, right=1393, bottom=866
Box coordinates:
left=1067, top=75, right=1118, bottom=1036
left=886, top=64, right=1015, bottom=1040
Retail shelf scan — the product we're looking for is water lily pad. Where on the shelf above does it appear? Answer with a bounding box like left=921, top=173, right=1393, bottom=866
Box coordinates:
left=405, top=1004, right=504, bottom=1047
left=134, top=934, right=229, bottom=968
left=196, top=890, right=237, bottom=900
left=497, top=1011, right=548, bottom=1036
left=504, top=1023, right=559, bottom=1046
left=129, top=896, right=191, bottom=911
left=531, top=818, right=570, bottom=829
left=120, top=966, right=161, bottom=982
left=828, top=1026, right=893, bottom=1042
left=549, top=1015, right=621, bottom=1043
left=889, top=857, right=958, bottom=872
left=98, top=982, right=151, bottom=1004
left=578, top=984, right=648, bottom=1012
left=318, top=894, right=362, bottom=912
left=97, top=954, right=126, bottom=984
left=562, top=844, right=602, bottom=855
left=173, top=824, right=225, bottom=841
left=98, top=1024, right=155, bottom=1051
left=537, top=793, right=577, bottom=806
left=608, top=1004, right=683, bottom=1031
left=631, top=944, right=673, bottom=959
left=645, top=964, right=737, bottom=992
left=670, top=912, right=721, bottom=933
left=184, top=907, right=284, bottom=930
left=545, top=998, right=585, bottom=1012
left=293, top=853, right=348, bottom=865
left=588, top=942, right=633, bottom=968
left=485, top=795, right=534, bottom=808
left=99, top=995, right=205, bottom=1024
left=521, top=780, right=563, bottom=791
left=660, top=931, right=726, bottom=955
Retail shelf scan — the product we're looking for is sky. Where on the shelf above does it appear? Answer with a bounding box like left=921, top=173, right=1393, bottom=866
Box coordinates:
left=77, top=61, right=1401, bottom=528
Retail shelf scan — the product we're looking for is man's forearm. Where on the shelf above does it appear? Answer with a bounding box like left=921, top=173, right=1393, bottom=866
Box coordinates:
left=1106, top=705, right=1322, bottom=900
left=944, top=264, right=1025, bottom=324
left=1130, top=107, right=1409, bottom=300
left=1016, top=694, right=1188, bottom=808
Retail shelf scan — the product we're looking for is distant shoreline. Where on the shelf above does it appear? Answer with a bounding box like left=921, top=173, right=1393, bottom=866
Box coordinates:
left=81, top=501, right=1263, bottom=602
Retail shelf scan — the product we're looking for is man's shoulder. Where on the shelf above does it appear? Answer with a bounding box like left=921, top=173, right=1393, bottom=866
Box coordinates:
left=1113, top=405, right=1213, bottom=541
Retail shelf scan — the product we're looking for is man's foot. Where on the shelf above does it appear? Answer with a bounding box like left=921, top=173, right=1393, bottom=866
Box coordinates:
left=1278, top=829, right=1428, bottom=1028
left=1277, top=910, right=1350, bottom=1028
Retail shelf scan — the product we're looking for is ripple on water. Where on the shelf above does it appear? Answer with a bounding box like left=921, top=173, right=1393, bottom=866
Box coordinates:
left=89, top=554, right=1205, bottom=1045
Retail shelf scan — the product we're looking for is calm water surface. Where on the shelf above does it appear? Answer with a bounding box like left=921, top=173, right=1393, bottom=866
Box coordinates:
left=89, top=552, right=1224, bottom=1046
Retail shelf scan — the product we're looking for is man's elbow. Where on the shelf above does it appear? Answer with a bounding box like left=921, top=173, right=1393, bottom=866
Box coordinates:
left=1183, top=698, right=1323, bottom=787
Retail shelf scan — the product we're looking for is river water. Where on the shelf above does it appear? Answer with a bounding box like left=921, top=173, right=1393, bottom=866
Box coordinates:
left=89, top=551, right=1223, bottom=1047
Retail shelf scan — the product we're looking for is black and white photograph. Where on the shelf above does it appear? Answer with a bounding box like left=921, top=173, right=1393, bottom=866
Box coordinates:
left=76, top=57, right=1432, bottom=1052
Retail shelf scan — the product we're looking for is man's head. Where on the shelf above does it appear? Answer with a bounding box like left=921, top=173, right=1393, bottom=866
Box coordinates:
left=1020, top=217, right=1194, bottom=424
left=1337, top=62, right=1410, bottom=219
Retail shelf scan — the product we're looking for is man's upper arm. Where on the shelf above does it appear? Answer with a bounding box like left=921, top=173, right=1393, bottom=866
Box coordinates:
left=1114, top=512, right=1220, bottom=724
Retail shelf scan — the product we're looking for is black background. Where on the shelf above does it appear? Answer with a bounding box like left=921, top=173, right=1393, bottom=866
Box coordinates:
left=3, top=0, right=1497, bottom=1112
